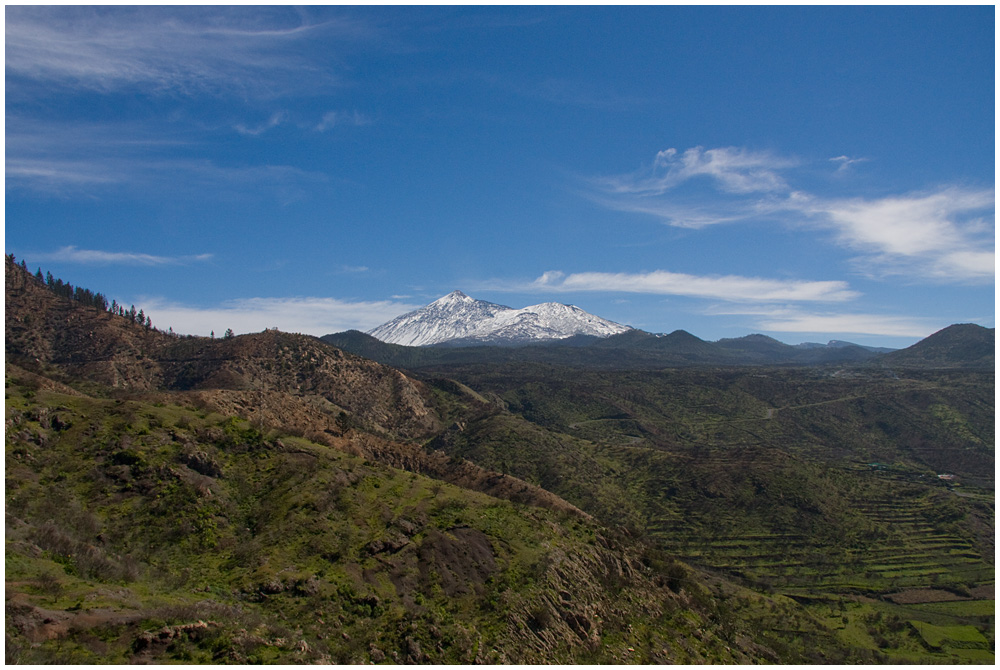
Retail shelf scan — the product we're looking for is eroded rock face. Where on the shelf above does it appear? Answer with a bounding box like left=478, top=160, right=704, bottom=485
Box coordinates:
left=180, top=450, right=223, bottom=478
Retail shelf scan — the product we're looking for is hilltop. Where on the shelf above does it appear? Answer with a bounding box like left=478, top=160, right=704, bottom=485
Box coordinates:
left=881, top=323, right=995, bottom=369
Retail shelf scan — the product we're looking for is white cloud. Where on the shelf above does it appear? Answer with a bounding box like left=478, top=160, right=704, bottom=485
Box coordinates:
left=140, top=296, right=418, bottom=337
left=4, top=6, right=371, bottom=97
left=599, top=146, right=796, bottom=197
left=798, top=187, right=995, bottom=282
left=755, top=312, right=941, bottom=338
left=590, top=146, right=995, bottom=284
left=32, top=246, right=213, bottom=266
left=705, top=304, right=942, bottom=338
left=527, top=269, right=857, bottom=302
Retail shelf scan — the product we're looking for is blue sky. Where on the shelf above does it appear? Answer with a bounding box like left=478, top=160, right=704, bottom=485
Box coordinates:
left=5, top=5, right=995, bottom=347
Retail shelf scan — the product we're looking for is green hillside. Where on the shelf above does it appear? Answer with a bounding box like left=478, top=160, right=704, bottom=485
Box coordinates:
left=5, top=256, right=994, bottom=663
left=9, top=368, right=841, bottom=664
left=416, top=361, right=995, bottom=663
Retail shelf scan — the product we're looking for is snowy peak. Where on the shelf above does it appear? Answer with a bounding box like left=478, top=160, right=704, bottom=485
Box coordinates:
left=368, top=291, right=631, bottom=347
left=430, top=290, right=475, bottom=306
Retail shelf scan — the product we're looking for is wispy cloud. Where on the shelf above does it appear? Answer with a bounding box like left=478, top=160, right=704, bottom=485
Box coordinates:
left=234, top=112, right=286, bottom=136
left=486, top=269, right=858, bottom=303
left=5, top=6, right=373, bottom=97
left=829, top=155, right=869, bottom=172
left=31, top=246, right=213, bottom=267
left=6, top=141, right=328, bottom=198
left=598, top=146, right=797, bottom=196
left=6, top=118, right=178, bottom=193
left=5, top=7, right=376, bottom=196
left=706, top=304, right=943, bottom=338
left=756, top=312, right=941, bottom=338
left=591, top=146, right=995, bottom=283
left=588, top=191, right=787, bottom=229
left=140, top=296, right=417, bottom=337
left=797, top=187, right=995, bottom=282
left=5, top=158, right=124, bottom=189
left=316, top=110, right=371, bottom=132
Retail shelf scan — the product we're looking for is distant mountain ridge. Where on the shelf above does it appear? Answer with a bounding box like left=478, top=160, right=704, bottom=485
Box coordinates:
left=326, top=322, right=994, bottom=371
left=368, top=290, right=632, bottom=346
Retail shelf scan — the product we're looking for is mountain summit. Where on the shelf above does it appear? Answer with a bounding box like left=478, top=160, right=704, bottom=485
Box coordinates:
left=368, top=291, right=632, bottom=346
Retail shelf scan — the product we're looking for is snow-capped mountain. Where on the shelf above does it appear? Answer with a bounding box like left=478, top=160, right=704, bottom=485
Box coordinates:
left=368, top=291, right=632, bottom=347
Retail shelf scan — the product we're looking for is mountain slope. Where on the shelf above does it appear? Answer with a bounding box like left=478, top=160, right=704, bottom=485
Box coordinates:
left=368, top=291, right=631, bottom=346
left=881, top=323, right=995, bottom=368
left=5, top=258, right=588, bottom=516
left=6, top=261, right=437, bottom=440
left=12, top=370, right=818, bottom=664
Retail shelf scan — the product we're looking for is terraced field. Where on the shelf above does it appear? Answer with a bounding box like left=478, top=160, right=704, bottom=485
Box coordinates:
left=653, top=485, right=991, bottom=594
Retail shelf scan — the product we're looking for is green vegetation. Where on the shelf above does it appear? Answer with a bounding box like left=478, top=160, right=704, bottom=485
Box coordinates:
left=411, top=360, right=994, bottom=663
left=9, top=373, right=850, bottom=663
left=911, top=600, right=995, bottom=617
left=910, top=621, right=989, bottom=648
left=5, top=257, right=994, bottom=663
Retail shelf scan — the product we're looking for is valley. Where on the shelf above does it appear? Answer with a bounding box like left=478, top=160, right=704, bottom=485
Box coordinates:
left=5, top=256, right=994, bottom=663
left=406, top=361, right=994, bottom=663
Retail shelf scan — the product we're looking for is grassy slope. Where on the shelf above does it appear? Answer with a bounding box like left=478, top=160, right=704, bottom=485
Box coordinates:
left=6, top=367, right=863, bottom=664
